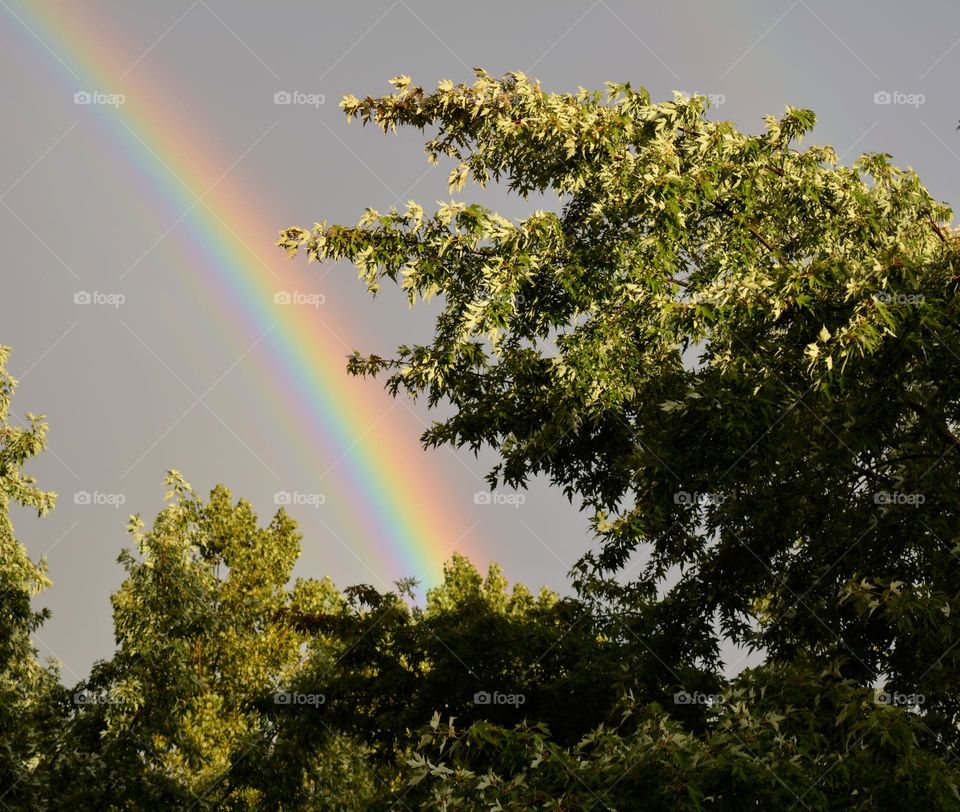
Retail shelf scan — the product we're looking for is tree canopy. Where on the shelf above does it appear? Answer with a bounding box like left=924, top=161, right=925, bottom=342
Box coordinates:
left=279, top=67, right=960, bottom=757
left=4, top=69, right=960, bottom=809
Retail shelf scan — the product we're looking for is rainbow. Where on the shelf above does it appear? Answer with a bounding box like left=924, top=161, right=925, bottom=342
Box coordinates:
left=3, top=2, right=479, bottom=586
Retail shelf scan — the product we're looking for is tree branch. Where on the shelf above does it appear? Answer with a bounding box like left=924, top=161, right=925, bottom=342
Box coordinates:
left=928, top=216, right=948, bottom=244
left=711, top=200, right=791, bottom=271
left=904, top=396, right=960, bottom=452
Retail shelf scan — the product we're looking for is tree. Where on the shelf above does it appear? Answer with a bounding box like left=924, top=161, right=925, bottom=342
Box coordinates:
left=279, top=71, right=960, bottom=757
left=409, top=661, right=959, bottom=810
left=5, top=68, right=960, bottom=810
left=24, top=469, right=960, bottom=809
left=48, top=473, right=379, bottom=810
left=283, top=553, right=639, bottom=760
left=0, top=346, right=60, bottom=810
left=47, top=478, right=653, bottom=809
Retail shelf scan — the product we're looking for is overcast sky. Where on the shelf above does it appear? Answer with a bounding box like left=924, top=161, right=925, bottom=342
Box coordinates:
left=3, top=0, right=959, bottom=681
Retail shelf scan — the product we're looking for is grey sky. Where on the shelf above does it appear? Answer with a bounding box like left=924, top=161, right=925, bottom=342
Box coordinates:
left=2, top=0, right=959, bottom=682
